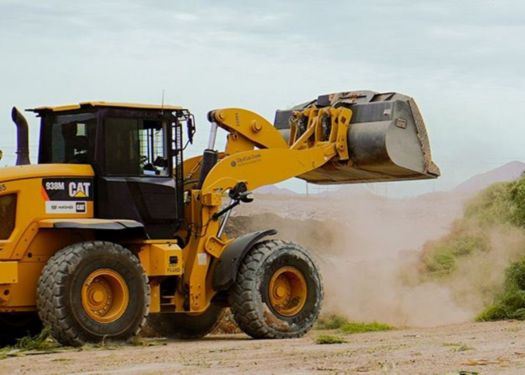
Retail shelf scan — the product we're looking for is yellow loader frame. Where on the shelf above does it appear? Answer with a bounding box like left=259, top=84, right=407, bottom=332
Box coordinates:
left=0, top=105, right=351, bottom=315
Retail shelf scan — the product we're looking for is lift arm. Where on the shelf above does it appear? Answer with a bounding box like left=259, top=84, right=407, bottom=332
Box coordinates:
left=201, top=107, right=352, bottom=195
left=183, top=106, right=352, bottom=312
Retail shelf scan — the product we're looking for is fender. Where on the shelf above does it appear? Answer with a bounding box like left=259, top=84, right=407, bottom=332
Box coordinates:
left=212, top=229, right=277, bottom=291
left=38, top=218, right=145, bottom=231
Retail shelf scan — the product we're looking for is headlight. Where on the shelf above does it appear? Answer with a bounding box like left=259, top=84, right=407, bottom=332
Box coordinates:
left=0, top=194, right=17, bottom=240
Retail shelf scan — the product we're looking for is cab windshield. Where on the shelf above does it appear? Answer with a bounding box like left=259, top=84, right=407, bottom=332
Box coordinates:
left=39, top=113, right=97, bottom=164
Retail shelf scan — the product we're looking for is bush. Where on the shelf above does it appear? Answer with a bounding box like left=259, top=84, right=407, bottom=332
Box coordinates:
left=15, top=328, right=57, bottom=351
left=315, top=314, right=349, bottom=330
left=463, top=176, right=525, bottom=228
left=339, top=321, right=392, bottom=334
left=505, top=256, right=525, bottom=290
left=477, top=258, right=525, bottom=321
left=420, top=177, right=525, bottom=279
left=421, top=228, right=488, bottom=276
left=419, top=176, right=525, bottom=320
left=510, top=179, right=525, bottom=227
left=315, top=335, right=346, bottom=344
left=422, top=246, right=456, bottom=275
left=464, top=182, right=514, bottom=225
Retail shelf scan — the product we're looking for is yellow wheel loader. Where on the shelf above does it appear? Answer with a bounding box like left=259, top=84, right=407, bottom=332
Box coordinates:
left=0, top=91, right=439, bottom=346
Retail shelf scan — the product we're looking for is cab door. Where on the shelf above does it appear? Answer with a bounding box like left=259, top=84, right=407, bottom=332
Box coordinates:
left=96, top=112, right=180, bottom=239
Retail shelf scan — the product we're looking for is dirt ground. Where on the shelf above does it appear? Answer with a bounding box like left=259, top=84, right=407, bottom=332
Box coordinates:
left=2, top=320, right=524, bottom=374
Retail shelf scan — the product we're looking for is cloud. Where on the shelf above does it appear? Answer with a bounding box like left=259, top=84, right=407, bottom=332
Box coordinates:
left=0, top=1, right=524, bottom=196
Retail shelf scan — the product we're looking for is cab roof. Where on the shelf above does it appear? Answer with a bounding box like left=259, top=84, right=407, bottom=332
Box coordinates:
left=28, top=101, right=185, bottom=114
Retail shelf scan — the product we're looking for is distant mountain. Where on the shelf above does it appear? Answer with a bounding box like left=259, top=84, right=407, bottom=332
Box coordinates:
left=322, top=183, right=385, bottom=199
left=255, top=161, right=525, bottom=198
left=255, top=185, right=298, bottom=196
left=454, top=161, right=525, bottom=194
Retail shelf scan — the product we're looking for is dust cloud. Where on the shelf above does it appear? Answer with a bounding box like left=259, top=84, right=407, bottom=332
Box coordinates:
left=321, top=256, right=472, bottom=327
left=230, top=190, right=478, bottom=327
left=425, top=224, right=525, bottom=315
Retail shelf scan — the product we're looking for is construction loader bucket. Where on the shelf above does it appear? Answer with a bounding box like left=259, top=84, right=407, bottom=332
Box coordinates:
left=274, top=91, right=440, bottom=184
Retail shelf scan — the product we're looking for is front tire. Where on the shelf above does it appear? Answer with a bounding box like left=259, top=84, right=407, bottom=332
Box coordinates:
left=37, top=241, right=150, bottom=346
left=230, top=240, right=323, bottom=339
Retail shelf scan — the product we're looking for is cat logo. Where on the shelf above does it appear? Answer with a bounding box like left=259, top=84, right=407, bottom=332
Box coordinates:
left=75, top=202, right=87, bottom=213
left=69, top=182, right=91, bottom=199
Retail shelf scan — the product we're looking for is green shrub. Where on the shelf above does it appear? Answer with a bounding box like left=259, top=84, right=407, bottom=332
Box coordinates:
left=422, top=247, right=456, bottom=275
left=421, top=230, right=488, bottom=276
left=420, top=178, right=525, bottom=279
left=315, top=314, right=349, bottom=330
left=15, top=328, right=57, bottom=351
left=464, top=182, right=514, bottom=225
left=315, top=335, right=346, bottom=344
left=504, top=257, right=525, bottom=290
left=510, top=178, right=525, bottom=227
left=477, top=258, right=525, bottom=321
left=463, top=176, right=525, bottom=228
left=453, top=235, right=488, bottom=256
left=420, top=176, right=525, bottom=320
left=340, top=321, right=392, bottom=334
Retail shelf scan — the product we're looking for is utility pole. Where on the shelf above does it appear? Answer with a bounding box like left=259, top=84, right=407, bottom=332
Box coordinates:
left=306, top=182, right=309, bottom=197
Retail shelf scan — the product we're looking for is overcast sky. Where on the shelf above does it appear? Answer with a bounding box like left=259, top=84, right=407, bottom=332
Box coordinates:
left=1, top=0, right=524, bottom=196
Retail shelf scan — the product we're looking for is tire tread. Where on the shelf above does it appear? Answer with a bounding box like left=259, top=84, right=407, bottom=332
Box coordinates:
left=36, top=241, right=150, bottom=346
left=230, top=240, right=323, bottom=339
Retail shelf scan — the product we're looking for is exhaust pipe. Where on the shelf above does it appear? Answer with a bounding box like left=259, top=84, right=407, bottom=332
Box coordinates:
left=11, top=107, right=30, bottom=166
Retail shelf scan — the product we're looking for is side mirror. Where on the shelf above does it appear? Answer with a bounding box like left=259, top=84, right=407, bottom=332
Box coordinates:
left=187, top=116, right=196, bottom=144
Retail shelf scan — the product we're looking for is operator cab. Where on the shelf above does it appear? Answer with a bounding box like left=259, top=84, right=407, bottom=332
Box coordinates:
left=29, top=102, right=196, bottom=239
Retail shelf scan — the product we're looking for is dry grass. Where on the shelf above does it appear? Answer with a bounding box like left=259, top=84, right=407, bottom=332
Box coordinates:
left=315, top=335, right=346, bottom=344
left=340, top=321, right=393, bottom=334
left=315, top=314, right=349, bottom=330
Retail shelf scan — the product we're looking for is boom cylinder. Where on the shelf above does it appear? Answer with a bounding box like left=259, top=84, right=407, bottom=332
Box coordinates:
left=198, top=120, right=220, bottom=188
left=198, top=149, right=219, bottom=188
left=207, top=122, right=218, bottom=150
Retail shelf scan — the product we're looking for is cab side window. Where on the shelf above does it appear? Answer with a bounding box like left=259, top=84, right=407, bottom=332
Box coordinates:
left=104, top=118, right=169, bottom=177
left=45, top=120, right=96, bottom=164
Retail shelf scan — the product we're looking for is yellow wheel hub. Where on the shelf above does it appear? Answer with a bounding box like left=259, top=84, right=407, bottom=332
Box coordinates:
left=81, top=269, right=129, bottom=324
left=268, top=266, right=307, bottom=317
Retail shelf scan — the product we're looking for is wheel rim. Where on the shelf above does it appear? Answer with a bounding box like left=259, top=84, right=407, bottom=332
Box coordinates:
left=81, top=269, right=129, bottom=324
left=268, top=266, right=307, bottom=317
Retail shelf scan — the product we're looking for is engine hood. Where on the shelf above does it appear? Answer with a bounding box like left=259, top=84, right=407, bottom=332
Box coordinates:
left=0, top=164, right=94, bottom=183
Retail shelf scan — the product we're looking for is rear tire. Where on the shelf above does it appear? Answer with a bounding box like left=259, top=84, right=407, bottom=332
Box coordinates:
left=37, top=241, right=150, bottom=346
left=0, top=313, right=42, bottom=347
left=229, top=240, right=323, bottom=339
left=145, top=304, right=224, bottom=339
